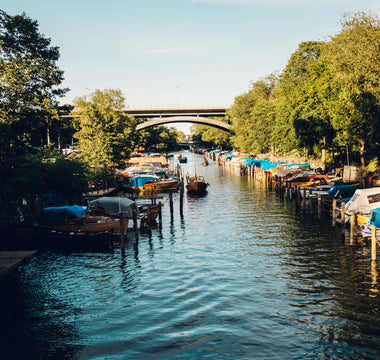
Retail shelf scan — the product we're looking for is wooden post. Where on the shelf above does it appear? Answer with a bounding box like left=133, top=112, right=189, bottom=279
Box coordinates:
left=332, top=199, right=337, bottom=227
left=158, top=202, right=162, bottom=228
left=133, top=208, right=138, bottom=239
left=169, top=190, right=174, bottom=223
left=317, top=194, right=322, bottom=219
left=341, top=202, right=346, bottom=225
left=303, top=188, right=306, bottom=204
left=120, top=212, right=125, bottom=248
left=372, top=225, right=377, bottom=261
left=179, top=182, right=184, bottom=215
left=350, top=214, right=355, bottom=245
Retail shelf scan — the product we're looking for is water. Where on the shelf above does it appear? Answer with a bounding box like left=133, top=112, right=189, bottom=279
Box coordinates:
left=1, top=151, right=380, bottom=360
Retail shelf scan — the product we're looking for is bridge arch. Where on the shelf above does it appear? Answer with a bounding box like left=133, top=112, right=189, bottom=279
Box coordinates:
left=136, top=116, right=231, bottom=132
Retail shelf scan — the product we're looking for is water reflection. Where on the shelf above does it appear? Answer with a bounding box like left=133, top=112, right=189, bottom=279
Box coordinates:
left=1, top=153, right=380, bottom=359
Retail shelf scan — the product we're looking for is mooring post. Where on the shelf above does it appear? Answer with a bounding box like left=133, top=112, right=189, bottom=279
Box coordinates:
left=341, top=202, right=346, bottom=226
left=158, top=201, right=162, bottom=228
left=133, top=208, right=138, bottom=239
left=317, top=194, right=322, bottom=219
left=332, top=199, right=337, bottom=227
left=120, top=212, right=125, bottom=248
left=179, top=182, right=184, bottom=214
left=372, top=225, right=377, bottom=261
left=169, top=190, right=174, bottom=223
left=350, top=214, right=355, bottom=245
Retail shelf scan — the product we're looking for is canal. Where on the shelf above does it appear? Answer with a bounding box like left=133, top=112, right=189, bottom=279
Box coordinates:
left=1, top=151, right=380, bottom=359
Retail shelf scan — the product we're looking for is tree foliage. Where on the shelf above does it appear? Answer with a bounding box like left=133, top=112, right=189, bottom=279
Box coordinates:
left=0, top=10, right=67, bottom=151
left=74, top=89, right=137, bottom=165
left=322, top=12, right=380, bottom=167
left=228, top=74, right=279, bottom=153
left=227, top=12, right=380, bottom=168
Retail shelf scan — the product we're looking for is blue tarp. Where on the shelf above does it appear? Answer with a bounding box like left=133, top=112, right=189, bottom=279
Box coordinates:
left=369, top=208, right=380, bottom=227
left=38, top=205, right=90, bottom=226
left=327, top=184, right=359, bottom=200
left=129, top=176, right=158, bottom=187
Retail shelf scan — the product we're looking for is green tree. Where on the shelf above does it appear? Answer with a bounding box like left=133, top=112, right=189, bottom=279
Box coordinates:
left=0, top=10, right=68, bottom=220
left=0, top=10, right=67, bottom=152
left=228, top=74, right=279, bottom=153
left=276, top=41, right=335, bottom=159
left=322, top=12, right=380, bottom=168
left=74, top=89, right=136, bottom=165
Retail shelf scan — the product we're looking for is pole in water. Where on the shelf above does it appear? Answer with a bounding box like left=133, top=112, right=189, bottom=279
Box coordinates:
left=169, top=190, right=174, bottom=223
left=372, top=225, right=377, bottom=261
left=119, top=212, right=125, bottom=248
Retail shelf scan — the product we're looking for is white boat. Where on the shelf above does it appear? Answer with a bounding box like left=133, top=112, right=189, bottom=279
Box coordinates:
left=338, top=188, right=380, bottom=223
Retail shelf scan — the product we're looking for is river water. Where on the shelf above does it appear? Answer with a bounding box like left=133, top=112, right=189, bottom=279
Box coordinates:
left=1, top=151, right=380, bottom=360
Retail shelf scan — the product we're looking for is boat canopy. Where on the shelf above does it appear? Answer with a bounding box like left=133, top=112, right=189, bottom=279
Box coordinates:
left=38, top=205, right=89, bottom=226
left=345, top=188, right=380, bottom=215
left=90, top=197, right=136, bottom=218
left=327, top=184, right=359, bottom=200
left=129, top=175, right=159, bottom=187
left=369, top=208, right=380, bottom=227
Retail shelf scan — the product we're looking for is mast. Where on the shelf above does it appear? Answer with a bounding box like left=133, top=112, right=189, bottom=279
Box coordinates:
left=193, top=148, right=197, bottom=178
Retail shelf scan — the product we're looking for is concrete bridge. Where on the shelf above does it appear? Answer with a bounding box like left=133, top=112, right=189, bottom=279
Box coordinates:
left=125, top=107, right=230, bottom=132
left=62, top=107, right=231, bottom=132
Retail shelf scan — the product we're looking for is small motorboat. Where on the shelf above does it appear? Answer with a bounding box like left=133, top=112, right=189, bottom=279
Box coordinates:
left=179, top=156, right=188, bottom=163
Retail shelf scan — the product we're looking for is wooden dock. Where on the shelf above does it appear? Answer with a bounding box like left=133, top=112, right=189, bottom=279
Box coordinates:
left=0, top=250, right=37, bottom=278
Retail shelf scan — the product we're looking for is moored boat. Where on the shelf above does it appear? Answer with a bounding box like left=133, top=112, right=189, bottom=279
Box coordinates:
left=37, top=205, right=129, bottom=233
left=186, top=175, right=209, bottom=194
left=202, top=157, right=209, bottom=166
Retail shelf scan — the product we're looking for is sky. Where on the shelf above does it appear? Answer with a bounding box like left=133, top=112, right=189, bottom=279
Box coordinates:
left=2, top=0, right=380, bottom=133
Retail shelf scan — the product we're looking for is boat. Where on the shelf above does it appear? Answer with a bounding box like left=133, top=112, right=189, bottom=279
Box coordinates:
left=186, top=175, right=209, bottom=194
left=337, top=187, right=380, bottom=223
left=37, top=205, right=129, bottom=233
left=89, top=197, right=137, bottom=218
left=179, top=156, right=188, bottom=163
left=128, top=175, right=160, bottom=192
left=142, top=178, right=180, bottom=192
left=360, top=207, right=380, bottom=238
left=186, top=150, right=209, bottom=194
left=202, top=157, right=209, bottom=166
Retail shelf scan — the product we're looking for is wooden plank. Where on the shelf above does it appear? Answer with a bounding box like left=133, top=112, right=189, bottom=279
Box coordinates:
left=0, top=250, right=37, bottom=277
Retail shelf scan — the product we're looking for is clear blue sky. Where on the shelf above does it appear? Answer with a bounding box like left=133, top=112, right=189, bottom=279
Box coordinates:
left=1, top=0, right=379, bottom=132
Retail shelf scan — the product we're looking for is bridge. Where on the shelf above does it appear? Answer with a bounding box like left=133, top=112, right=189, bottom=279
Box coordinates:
left=62, top=107, right=231, bottom=132
left=125, top=107, right=230, bottom=132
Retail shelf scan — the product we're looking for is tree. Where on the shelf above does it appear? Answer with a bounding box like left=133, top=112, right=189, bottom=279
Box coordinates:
left=323, top=12, right=380, bottom=168
left=0, top=10, right=68, bottom=220
left=191, top=124, right=232, bottom=149
left=74, top=89, right=137, bottom=165
left=0, top=10, right=67, bottom=152
left=228, top=74, right=279, bottom=153
left=276, top=41, right=335, bottom=160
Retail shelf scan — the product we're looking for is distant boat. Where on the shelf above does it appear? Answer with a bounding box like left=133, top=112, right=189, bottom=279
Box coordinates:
left=179, top=156, right=187, bottom=163
left=202, top=157, right=209, bottom=166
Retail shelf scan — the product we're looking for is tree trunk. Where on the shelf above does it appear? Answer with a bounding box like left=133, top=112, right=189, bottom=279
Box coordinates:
left=360, top=140, right=365, bottom=170
left=46, top=126, right=50, bottom=146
